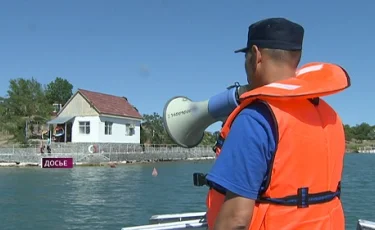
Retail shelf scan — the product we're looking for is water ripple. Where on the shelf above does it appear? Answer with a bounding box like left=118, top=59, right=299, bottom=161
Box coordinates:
left=0, top=156, right=373, bottom=230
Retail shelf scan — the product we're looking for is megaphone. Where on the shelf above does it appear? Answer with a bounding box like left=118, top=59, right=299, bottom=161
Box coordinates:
left=163, top=84, right=251, bottom=148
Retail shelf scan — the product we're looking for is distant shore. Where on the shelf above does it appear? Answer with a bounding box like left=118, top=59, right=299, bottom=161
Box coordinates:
left=0, top=156, right=216, bottom=168
left=346, top=139, right=375, bottom=153
left=0, top=152, right=372, bottom=168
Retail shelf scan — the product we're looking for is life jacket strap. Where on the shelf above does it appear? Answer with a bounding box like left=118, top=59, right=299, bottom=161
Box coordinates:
left=212, top=135, right=225, bottom=153
left=257, top=182, right=341, bottom=208
left=210, top=186, right=226, bottom=195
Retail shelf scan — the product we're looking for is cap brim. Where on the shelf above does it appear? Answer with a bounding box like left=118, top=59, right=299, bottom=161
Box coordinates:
left=234, top=47, right=249, bottom=53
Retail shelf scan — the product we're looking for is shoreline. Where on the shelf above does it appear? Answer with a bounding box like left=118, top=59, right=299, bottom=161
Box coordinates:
left=0, top=156, right=216, bottom=168
left=0, top=152, right=369, bottom=168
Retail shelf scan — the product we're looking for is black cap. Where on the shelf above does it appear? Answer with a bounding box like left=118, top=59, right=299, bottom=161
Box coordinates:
left=234, top=18, right=304, bottom=53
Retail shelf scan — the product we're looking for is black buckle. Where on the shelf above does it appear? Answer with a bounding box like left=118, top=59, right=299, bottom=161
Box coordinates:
left=297, top=187, right=309, bottom=208
left=212, top=145, right=217, bottom=153
left=212, top=134, right=225, bottom=154
left=193, top=173, right=207, bottom=187
left=258, top=184, right=341, bottom=208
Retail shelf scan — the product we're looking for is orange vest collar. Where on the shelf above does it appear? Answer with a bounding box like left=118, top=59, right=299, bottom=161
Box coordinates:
left=240, top=62, right=351, bottom=101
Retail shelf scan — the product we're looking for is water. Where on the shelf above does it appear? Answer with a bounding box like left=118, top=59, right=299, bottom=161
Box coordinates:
left=0, top=154, right=374, bottom=230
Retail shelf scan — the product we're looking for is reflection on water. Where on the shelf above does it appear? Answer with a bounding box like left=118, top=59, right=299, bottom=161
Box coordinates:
left=0, top=156, right=374, bottom=230
left=63, top=166, right=145, bottom=229
left=0, top=162, right=208, bottom=230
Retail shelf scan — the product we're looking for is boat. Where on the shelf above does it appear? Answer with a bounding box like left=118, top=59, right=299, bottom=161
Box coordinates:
left=357, top=146, right=375, bottom=153
left=357, top=219, right=375, bottom=229
left=121, top=212, right=207, bottom=230
left=121, top=212, right=375, bottom=230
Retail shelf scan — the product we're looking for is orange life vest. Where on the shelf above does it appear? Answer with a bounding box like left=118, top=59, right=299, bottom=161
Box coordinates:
left=206, top=62, right=350, bottom=230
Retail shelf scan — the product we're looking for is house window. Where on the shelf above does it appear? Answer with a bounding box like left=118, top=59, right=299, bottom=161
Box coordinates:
left=79, top=121, right=90, bottom=134
left=105, top=122, right=113, bottom=135
left=125, top=123, right=135, bottom=136
left=52, top=103, right=62, bottom=113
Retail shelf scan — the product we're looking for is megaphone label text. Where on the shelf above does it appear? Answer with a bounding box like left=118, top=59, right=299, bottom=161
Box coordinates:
left=169, top=109, right=192, bottom=118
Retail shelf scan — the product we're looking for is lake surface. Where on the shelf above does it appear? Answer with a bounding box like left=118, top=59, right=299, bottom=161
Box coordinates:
left=0, top=154, right=374, bottom=230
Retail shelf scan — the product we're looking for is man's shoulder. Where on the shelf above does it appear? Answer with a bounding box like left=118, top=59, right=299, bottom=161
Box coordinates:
left=232, top=100, right=277, bottom=140
left=237, top=101, right=274, bottom=122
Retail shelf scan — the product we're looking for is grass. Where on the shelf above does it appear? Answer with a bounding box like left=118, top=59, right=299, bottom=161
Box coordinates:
left=346, top=139, right=375, bottom=153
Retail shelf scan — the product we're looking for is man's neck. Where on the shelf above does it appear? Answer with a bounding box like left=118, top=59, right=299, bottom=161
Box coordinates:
left=262, top=66, right=296, bottom=86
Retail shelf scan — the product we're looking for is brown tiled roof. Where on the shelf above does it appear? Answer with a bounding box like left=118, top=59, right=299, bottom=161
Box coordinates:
left=78, top=89, right=142, bottom=119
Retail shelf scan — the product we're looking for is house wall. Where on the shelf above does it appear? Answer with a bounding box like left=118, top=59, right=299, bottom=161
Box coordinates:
left=98, top=115, right=141, bottom=143
left=71, top=116, right=100, bottom=143
left=71, top=115, right=141, bottom=143
left=59, top=93, right=98, bottom=117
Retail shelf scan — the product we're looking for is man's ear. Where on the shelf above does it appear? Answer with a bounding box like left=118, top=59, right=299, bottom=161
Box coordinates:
left=251, top=45, right=262, bottom=64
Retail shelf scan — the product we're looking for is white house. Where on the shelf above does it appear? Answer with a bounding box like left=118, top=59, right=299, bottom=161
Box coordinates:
left=47, top=89, right=143, bottom=143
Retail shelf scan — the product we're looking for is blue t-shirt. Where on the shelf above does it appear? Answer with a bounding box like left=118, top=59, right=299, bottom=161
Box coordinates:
left=206, top=102, right=277, bottom=200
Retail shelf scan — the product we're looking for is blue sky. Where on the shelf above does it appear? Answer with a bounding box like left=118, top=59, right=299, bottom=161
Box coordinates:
left=0, top=0, right=373, bottom=132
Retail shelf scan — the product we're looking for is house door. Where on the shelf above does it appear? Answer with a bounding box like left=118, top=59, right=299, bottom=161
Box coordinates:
left=67, top=123, right=72, bottom=142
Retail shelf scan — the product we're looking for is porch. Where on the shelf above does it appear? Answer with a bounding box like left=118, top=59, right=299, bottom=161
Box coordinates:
left=47, top=116, right=75, bottom=143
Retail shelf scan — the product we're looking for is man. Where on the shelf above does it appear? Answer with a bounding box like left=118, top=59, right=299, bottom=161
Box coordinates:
left=205, top=18, right=347, bottom=230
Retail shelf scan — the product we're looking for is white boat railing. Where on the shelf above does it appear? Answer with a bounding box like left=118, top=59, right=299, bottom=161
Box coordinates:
left=121, top=212, right=375, bottom=230
left=149, top=212, right=206, bottom=224
left=121, top=212, right=206, bottom=230
left=357, top=219, right=375, bottom=230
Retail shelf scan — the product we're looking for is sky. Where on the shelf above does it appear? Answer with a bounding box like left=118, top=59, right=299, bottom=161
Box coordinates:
left=0, top=0, right=373, bottom=132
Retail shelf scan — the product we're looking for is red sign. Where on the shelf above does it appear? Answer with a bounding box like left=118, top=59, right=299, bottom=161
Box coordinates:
left=41, top=158, right=74, bottom=168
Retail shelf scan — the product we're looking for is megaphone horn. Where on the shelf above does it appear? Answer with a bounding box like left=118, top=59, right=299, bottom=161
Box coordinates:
left=163, top=84, right=251, bottom=148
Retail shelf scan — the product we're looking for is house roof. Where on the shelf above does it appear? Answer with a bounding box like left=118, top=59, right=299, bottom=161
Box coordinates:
left=77, top=89, right=142, bottom=119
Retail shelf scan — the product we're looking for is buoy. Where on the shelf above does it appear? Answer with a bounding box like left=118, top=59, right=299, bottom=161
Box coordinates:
left=88, top=145, right=98, bottom=153
left=152, top=167, right=158, bottom=177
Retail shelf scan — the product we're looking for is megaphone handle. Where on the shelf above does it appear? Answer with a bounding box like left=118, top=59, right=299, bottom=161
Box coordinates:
left=235, top=86, right=240, bottom=103
left=226, top=82, right=240, bottom=90
left=226, top=82, right=242, bottom=103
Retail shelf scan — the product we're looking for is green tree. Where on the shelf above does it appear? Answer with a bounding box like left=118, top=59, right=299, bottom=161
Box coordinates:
left=200, top=131, right=218, bottom=146
left=140, top=112, right=220, bottom=146
left=351, top=122, right=373, bottom=140
left=140, top=125, right=149, bottom=144
left=1, top=78, right=52, bottom=143
left=140, top=113, right=174, bottom=145
left=0, top=97, right=7, bottom=132
left=45, top=77, right=73, bottom=105
left=368, top=128, right=375, bottom=140
left=343, top=123, right=375, bottom=141
left=344, top=124, right=355, bottom=141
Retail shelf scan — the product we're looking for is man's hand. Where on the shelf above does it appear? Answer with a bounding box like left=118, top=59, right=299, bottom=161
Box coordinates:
left=213, top=191, right=255, bottom=230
